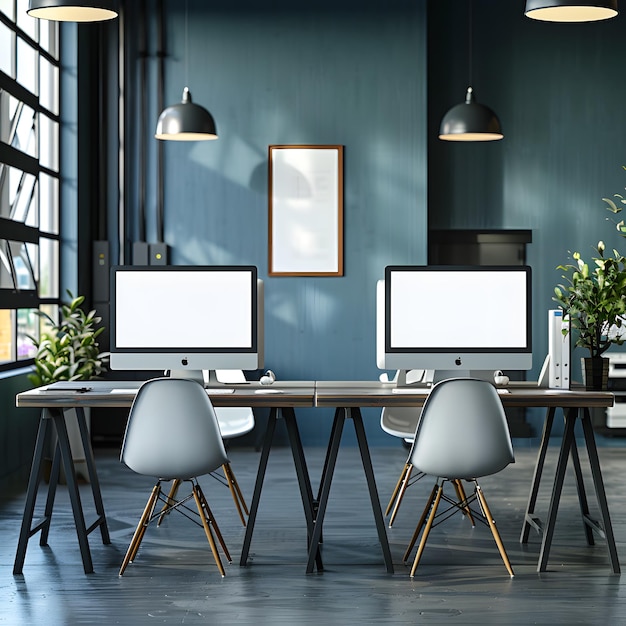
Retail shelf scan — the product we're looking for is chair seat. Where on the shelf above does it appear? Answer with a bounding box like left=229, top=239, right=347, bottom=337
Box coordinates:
left=380, top=406, right=419, bottom=440
left=215, top=407, right=255, bottom=439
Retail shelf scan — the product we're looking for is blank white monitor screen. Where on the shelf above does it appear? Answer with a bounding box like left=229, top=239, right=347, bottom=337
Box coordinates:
left=380, top=265, right=532, bottom=372
left=110, top=265, right=262, bottom=372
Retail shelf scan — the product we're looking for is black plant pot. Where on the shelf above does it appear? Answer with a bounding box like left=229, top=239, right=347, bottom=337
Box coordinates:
left=581, top=357, right=610, bottom=391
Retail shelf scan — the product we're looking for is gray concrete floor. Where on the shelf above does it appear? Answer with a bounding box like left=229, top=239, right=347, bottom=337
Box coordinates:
left=3, top=441, right=626, bottom=625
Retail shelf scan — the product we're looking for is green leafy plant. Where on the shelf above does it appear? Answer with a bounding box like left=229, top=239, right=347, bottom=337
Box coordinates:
left=554, top=241, right=626, bottom=358
left=602, top=164, right=626, bottom=239
left=27, top=291, right=109, bottom=386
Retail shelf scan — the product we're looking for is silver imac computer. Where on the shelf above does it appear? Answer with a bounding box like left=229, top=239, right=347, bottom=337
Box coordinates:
left=110, top=265, right=264, bottom=383
left=377, top=265, right=532, bottom=386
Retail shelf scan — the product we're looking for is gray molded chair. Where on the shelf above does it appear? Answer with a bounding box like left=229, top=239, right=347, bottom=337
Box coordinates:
left=402, top=378, right=515, bottom=578
left=210, top=369, right=254, bottom=525
left=119, top=377, right=232, bottom=577
left=161, top=370, right=254, bottom=526
left=379, top=371, right=425, bottom=527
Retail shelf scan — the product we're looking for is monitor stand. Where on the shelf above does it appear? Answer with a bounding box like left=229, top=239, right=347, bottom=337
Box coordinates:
left=395, top=369, right=429, bottom=387
left=431, top=369, right=495, bottom=384
left=167, top=369, right=204, bottom=384
left=395, top=369, right=496, bottom=387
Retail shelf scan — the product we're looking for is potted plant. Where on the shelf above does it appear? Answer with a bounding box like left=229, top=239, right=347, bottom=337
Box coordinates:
left=27, top=291, right=109, bottom=481
left=554, top=241, right=626, bottom=389
left=27, top=291, right=109, bottom=386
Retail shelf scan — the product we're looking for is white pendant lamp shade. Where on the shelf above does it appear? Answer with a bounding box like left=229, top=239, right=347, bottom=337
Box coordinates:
left=525, top=0, right=618, bottom=22
left=439, top=87, right=503, bottom=142
left=27, top=0, right=118, bottom=21
left=155, top=88, right=218, bottom=141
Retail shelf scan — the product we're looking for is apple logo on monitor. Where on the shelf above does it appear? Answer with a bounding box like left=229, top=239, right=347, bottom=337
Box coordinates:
left=455, top=357, right=462, bottom=366
left=182, top=358, right=188, bottom=366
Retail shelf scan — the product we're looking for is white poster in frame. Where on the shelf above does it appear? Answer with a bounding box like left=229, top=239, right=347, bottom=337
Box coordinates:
left=268, top=145, right=344, bottom=276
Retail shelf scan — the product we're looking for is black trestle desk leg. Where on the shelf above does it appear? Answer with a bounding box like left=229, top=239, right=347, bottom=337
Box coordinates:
left=306, top=407, right=346, bottom=573
left=75, top=407, right=110, bottom=544
left=13, top=410, right=52, bottom=575
left=240, top=407, right=278, bottom=566
left=351, top=408, right=394, bottom=574
left=312, top=407, right=344, bottom=548
left=538, top=407, right=577, bottom=573
left=282, top=407, right=323, bottom=571
left=317, top=410, right=342, bottom=506
left=580, top=408, right=620, bottom=574
left=521, top=406, right=556, bottom=544
left=53, top=409, right=94, bottom=574
left=40, top=439, right=61, bottom=546
left=568, top=435, right=594, bottom=546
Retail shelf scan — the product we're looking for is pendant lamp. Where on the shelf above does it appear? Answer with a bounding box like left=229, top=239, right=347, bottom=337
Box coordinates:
left=439, top=0, right=503, bottom=142
left=155, top=0, right=218, bottom=141
left=525, top=0, right=618, bottom=22
left=27, top=0, right=118, bottom=21
left=439, top=87, right=503, bottom=141
left=155, top=87, right=218, bottom=141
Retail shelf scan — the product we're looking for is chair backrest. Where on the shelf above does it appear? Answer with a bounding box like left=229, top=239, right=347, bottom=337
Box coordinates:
left=121, top=377, right=228, bottom=480
left=410, top=378, right=514, bottom=479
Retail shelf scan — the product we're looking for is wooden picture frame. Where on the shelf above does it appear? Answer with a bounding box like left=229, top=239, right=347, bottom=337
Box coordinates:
left=268, top=145, right=344, bottom=276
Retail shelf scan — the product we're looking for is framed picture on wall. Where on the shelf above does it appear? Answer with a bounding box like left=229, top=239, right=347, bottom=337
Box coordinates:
left=268, top=145, right=344, bottom=276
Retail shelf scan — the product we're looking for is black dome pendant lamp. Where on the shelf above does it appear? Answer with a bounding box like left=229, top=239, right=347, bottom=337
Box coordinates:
left=439, top=87, right=503, bottom=141
left=439, top=0, right=503, bottom=142
left=525, top=0, right=618, bottom=22
left=155, top=0, right=218, bottom=142
left=155, top=87, right=217, bottom=141
left=27, top=0, right=118, bottom=22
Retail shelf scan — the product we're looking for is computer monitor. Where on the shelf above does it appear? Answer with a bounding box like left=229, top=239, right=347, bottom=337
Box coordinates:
left=110, top=265, right=264, bottom=381
left=377, top=265, right=532, bottom=383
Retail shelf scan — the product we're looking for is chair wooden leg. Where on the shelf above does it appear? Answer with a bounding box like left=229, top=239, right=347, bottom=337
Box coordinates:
left=222, top=463, right=248, bottom=525
left=157, top=479, right=181, bottom=526
left=403, top=482, right=438, bottom=562
left=228, top=464, right=250, bottom=516
left=192, top=484, right=227, bottom=577
left=453, top=479, right=475, bottom=526
left=475, top=485, right=514, bottom=577
left=119, top=484, right=161, bottom=576
left=386, top=462, right=411, bottom=515
left=197, top=484, right=231, bottom=562
left=388, top=464, right=414, bottom=528
left=410, top=484, right=444, bottom=578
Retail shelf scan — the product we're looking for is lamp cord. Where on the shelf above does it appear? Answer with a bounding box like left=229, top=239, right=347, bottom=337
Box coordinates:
left=185, top=0, right=189, bottom=87
left=468, top=0, right=473, bottom=87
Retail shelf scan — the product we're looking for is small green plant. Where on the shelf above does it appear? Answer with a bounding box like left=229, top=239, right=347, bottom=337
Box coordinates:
left=602, top=164, right=626, bottom=239
left=27, top=291, right=109, bottom=386
left=554, top=242, right=626, bottom=358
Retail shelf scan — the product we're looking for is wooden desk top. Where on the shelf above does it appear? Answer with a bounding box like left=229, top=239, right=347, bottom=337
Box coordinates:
left=313, top=382, right=615, bottom=409
left=15, top=381, right=317, bottom=409
left=16, top=380, right=614, bottom=411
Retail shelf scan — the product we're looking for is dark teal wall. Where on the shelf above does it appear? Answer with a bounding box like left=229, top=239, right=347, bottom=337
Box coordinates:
left=120, top=0, right=428, bottom=444
left=0, top=373, right=40, bottom=494
left=428, top=1, right=626, bottom=433
left=6, top=1, right=626, bottom=471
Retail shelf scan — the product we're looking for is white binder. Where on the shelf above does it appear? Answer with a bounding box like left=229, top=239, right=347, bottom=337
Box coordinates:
left=548, top=309, right=570, bottom=389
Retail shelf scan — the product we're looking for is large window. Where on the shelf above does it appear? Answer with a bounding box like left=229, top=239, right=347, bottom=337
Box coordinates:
left=0, top=0, right=60, bottom=369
